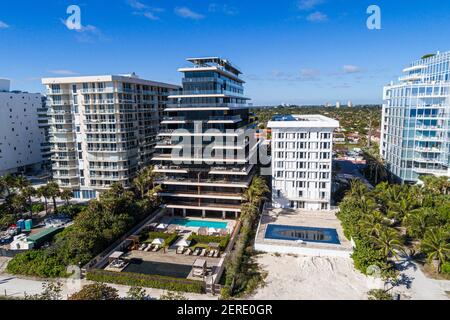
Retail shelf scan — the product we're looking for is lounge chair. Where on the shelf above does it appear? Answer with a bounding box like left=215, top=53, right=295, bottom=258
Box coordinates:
left=144, top=244, right=152, bottom=252
left=200, top=249, right=206, bottom=256
left=208, top=250, right=214, bottom=257
left=195, top=248, right=201, bottom=256
left=177, top=247, right=185, bottom=254
left=213, top=250, right=219, bottom=258
left=138, top=244, right=146, bottom=251
left=184, top=248, right=192, bottom=256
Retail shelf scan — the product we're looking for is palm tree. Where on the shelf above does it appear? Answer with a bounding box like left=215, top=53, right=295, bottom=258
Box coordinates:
left=0, top=174, right=16, bottom=196
left=243, top=176, right=269, bottom=205
left=421, top=175, right=450, bottom=195
left=403, top=208, right=437, bottom=239
left=133, top=166, right=158, bottom=199
left=15, top=175, right=30, bottom=191
left=371, top=226, right=404, bottom=260
left=387, top=196, right=418, bottom=225
left=346, top=179, right=368, bottom=199
left=10, top=193, right=26, bottom=220
left=60, top=189, right=73, bottom=206
left=37, top=186, right=50, bottom=215
left=359, top=211, right=386, bottom=237
left=46, top=182, right=61, bottom=214
left=421, top=228, right=450, bottom=273
left=21, top=186, right=36, bottom=218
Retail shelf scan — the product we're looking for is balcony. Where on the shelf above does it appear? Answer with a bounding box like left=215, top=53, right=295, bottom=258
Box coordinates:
left=156, top=176, right=251, bottom=188
left=51, top=155, right=78, bottom=161
left=165, top=201, right=241, bottom=213
left=49, top=128, right=75, bottom=134
left=46, top=89, right=71, bottom=95
left=84, top=109, right=116, bottom=114
left=84, top=118, right=116, bottom=124
left=209, top=165, right=253, bottom=176
left=53, top=173, right=79, bottom=179
left=415, top=136, right=446, bottom=142
left=87, top=147, right=134, bottom=153
left=48, top=109, right=71, bottom=116
left=80, top=88, right=113, bottom=94
left=165, top=102, right=247, bottom=110
left=49, top=100, right=72, bottom=106
left=413, top=167, right=448, bottom=175
left=399, top=74, right=422, bottom=82
left=89, top=166, right=128, bottom=171
left=83, top=99, right=116, bottom=105
left=414, top=146, right=443, bottom=153
left=159, top=190, right=243, bottom=201
left=51, top=146, right=76, bottom=152
left=153, top=165, right=189, bottom=174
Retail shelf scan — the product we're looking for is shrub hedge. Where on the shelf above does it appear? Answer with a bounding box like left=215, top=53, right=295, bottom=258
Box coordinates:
left=86, top=269, right=204, bottom=293
left=187, top=234, right=230, bottom=250
left=144, top=232, right=178, bottom=247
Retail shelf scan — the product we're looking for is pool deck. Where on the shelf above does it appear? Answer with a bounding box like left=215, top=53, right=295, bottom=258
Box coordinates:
left=160, top=216, right=236, bottom=235
left=255, top=208, right=353, bottom=258
left=123, top=250, right=222, bottom=281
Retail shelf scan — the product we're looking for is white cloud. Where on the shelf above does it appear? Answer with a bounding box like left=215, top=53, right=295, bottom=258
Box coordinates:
left=175, top=7, right=204, bottom=20
left=306, top=11, right=328, bottom=22
left=127, top=0, right=164, bottom=21
left=343, top=65, right=362, bottom=74
left=49, top=70, right=79, bottom=76
left=297, top=0, right=324, bottom=11
left=0, top=21, right=10, bottom=29
left=209, top=3, right=238, bottom=16
left=300, top=68, right=320, bottom=80
left=127, top=0, right=148, bottom=10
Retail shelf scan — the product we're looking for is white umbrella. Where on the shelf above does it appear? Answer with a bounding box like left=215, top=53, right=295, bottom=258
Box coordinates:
left=176, top=239, right=191, bottom=248
left=152, top=238, right=165, bottom=246
left=157, top=223, right=168, bottom=230
left=208, top=227, right=218, bottom=234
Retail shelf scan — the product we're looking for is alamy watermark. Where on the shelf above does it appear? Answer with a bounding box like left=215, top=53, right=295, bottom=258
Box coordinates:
left=366, top=5, right=381, bottom=30
left=65, top=5, right=82, bottom=30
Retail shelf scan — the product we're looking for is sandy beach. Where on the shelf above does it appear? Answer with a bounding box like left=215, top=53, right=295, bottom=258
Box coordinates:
left=250, top=253, right=373, bottom=300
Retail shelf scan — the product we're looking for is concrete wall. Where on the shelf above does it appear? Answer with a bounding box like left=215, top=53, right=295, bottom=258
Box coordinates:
left=255, top=242, right=352, bottom=258
left=0, top=92, right=43, bottom=174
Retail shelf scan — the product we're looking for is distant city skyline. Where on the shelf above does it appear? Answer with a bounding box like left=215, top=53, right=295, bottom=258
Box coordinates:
left=1, top=0, right=449, bottom=104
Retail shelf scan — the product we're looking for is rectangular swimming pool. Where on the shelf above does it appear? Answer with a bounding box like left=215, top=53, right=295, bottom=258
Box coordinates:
left=169, top=218, right=228, bottom=229
left=123, top=259, right=192, bottom=278
left=264, top=224, right=341, bottom=245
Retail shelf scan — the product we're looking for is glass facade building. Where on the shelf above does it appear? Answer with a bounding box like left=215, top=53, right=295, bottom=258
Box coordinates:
left=381, top=51, right=450, bottom=183
left=153, top=57, right=260, bottom=219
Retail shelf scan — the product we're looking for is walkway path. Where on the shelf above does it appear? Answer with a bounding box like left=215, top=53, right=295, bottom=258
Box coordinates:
left=393, top=258, right=450, bottom=300
left=0, top=273, right=217, bottom=300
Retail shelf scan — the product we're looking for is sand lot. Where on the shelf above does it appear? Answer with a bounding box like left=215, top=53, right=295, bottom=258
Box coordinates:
left=250, top=253, right=373, bottom=300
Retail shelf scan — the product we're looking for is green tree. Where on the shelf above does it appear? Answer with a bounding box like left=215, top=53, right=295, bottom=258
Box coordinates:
left=160, top=291, right=187, bottom=300
left=421, top=228, right=450, bottom=273
left=37, top=185, right=51, bottom=215
left=22, top=186, right=36, bottom=218
left=126, top=287, right=148, bottom=300
left=367, top=289, right=393, bottom=300
left=244, top=176, right=269, bottom=205
left=25, top=282, right=63, bottom=300
left=0, top=174, right=17, bottom=196
left=60, top=189, right=73, bottom=206
left=46, top=182, right=61, bottom=214
left=68, top=283, right=119, bottom=300
left=371, top=227, right=404, bottom=260
left=133, top=166, right=159, bottom=199
left=15, top=175, right=30, bottom=191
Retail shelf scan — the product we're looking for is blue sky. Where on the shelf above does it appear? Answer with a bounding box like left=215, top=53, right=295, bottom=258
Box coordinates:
left=1, top=0, right=450, bottom=105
